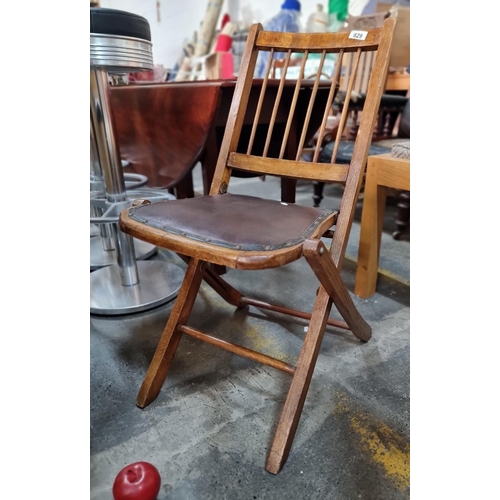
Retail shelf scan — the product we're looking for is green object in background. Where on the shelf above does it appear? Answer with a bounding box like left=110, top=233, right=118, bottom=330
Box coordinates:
left=328, top=0, right=348, bottom=21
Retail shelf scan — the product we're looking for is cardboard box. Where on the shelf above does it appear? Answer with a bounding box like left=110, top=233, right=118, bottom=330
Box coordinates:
left=343, top=11, right=388, bottom=31
left=376, top=3, right=410, bottom=69
left=205, top=52, right=234, bottom=80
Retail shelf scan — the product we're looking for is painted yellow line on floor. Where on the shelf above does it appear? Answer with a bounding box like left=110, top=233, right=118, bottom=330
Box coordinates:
left=335, top=390, right=410, bottom=490
left=345, top=254, right=410, bottom=287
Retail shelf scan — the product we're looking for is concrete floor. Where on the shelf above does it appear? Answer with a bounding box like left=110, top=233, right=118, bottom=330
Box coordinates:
left=90, top=167, right=410, bottom=499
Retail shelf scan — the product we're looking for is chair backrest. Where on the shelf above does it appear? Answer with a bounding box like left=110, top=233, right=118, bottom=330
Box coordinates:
left=211, top=18, right=396, bottom=264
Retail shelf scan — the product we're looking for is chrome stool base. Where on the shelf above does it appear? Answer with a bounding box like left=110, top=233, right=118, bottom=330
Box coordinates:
left=90, top=234, right=156, bottom=271
left=90, top=260, right=184, bottom=315
left=89, top=189, right=175, bottom=271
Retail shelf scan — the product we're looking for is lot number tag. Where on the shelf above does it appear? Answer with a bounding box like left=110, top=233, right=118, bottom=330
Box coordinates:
left=348, top=30, right=368, bottom=41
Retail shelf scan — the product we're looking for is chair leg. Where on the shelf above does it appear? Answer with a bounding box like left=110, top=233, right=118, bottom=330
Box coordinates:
left=266, top=241, right=372, bottom=473
left=136, top=249, right=368, bottom=472
left=303, top=239, right=371, bottom=342
left=312, top=181, right=325, bottom=207
left=266, top=288, right=332, bottom=474
left=138, top=247, right=369, bottom=471
left=177, top=254, right=243, bottom=306
left=392, top=190, right=410, bottom=240
left=136, top=258, right=206, bottom=408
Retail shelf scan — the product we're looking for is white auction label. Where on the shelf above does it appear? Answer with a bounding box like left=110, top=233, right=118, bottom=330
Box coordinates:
left=348, top=30, right=368, bottom=40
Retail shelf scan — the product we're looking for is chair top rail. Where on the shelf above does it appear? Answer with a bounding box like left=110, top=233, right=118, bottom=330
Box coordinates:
left=256, top=28, right=383, bottom=53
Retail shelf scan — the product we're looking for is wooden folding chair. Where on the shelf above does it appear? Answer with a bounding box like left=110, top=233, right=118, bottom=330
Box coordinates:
left=119, top=18, right=396, bottom=474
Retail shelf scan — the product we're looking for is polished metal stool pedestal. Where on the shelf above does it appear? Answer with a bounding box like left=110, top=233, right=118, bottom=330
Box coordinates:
left=89, top=237, right=156, bottom=271
left=90, top=7, right=183, bottom=315
left=90, top=261, right=182, bottom=315
left=90, top=122, right=157, bottom=270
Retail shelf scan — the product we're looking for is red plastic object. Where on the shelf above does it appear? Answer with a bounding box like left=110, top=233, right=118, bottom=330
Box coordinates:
left=220, top=13, right=230, bottom=30
left=112, top=461, right=161, bottom=500
left=214, top=33, right=232, bottom=52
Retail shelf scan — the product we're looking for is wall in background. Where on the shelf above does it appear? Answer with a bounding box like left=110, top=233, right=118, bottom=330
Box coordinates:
left=98, top=0, right=372, bottom=70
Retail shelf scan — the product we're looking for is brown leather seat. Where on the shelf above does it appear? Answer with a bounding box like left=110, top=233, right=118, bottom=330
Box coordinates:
left=124, top=194, right=337, bottom=265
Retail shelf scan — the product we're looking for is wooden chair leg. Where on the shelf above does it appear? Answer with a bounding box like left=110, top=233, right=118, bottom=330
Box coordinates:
left=136, top=258, right=206, bottom=408
left=281, top=178, right=297, bottom=203
left=348, top=110, right=359, bottom=141
left=303, top=239, right=371, bottom=342
left=266, top=288, right=332, bottom=474
left=312, top=181, right=325, bottom=207
left=392, top=190, right=410, bottom=240
left=177, top=254, right=243, bottom=307
left=267, top=240, right=372, bottom=474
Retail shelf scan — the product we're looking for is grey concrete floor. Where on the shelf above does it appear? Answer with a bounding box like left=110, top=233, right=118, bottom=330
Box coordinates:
left=90, top=166, right=410, bottom=499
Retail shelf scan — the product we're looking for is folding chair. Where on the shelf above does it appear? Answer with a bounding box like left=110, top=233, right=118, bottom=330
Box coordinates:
left=119, top=18, right=396, bottom=474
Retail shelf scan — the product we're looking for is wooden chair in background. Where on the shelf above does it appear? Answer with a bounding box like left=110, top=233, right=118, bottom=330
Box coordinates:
left=119, top=19, right=396, bottom=474
left=268, top=28, right=408, bottom=210
left=315, top=94, right=409, bottom=203
left=311, top=10, right=409, bottom=208
left=271, top=57, right=332, bottom=81
left=271, top=57, right=302, bottom=78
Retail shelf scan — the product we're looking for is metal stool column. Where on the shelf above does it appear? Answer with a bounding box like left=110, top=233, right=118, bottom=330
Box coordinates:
left=90, top=117, right=157, bottom=270
left=90, top=7, right=183, bottom=315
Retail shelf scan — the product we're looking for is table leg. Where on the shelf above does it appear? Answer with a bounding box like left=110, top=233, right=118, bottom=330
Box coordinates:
left=354, top=160, right=387, bottom=298
left=200, top=132, right=219, bottom=196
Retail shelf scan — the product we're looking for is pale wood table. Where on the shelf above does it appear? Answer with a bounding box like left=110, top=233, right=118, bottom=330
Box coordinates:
left=385, top=72, right=410, bottom=91
left=354, top=153, right=410, bottom=298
